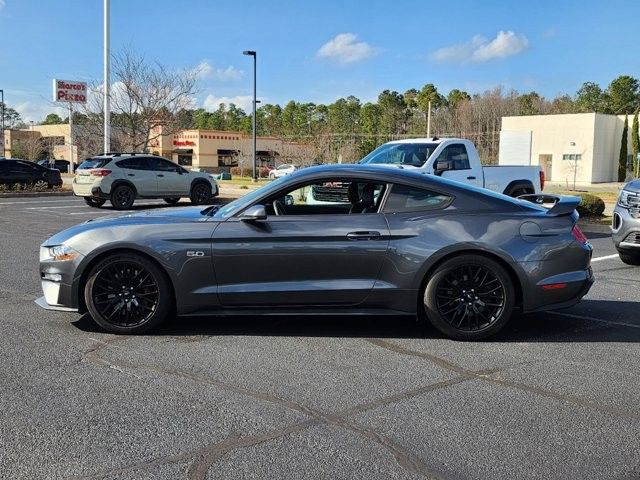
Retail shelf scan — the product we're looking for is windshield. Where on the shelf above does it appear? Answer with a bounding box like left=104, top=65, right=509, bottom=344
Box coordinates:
left=78, top=158, right=111, bottom=170
left=210, top=176, right=290, bottom=218
left=359, top=143, right=438, bottom=167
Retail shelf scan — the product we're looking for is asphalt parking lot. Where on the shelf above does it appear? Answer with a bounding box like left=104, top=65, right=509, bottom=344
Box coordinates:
left=1, top=196, right=639, bottom=480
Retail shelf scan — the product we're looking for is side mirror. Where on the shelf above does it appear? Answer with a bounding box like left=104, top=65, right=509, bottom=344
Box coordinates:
left=434, top=160, right=452, bottom=175
left=240, top=204, right=267, bottom=221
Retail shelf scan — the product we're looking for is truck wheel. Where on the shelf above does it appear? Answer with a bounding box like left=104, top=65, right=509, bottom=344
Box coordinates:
left=423, top=255, right=515, bottom=340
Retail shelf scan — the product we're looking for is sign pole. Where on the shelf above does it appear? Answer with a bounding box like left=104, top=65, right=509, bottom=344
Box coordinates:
left=68, top=103, right=74, bottom=169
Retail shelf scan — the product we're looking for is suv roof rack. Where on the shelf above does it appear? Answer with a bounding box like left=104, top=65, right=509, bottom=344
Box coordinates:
left=96, top=152, right=146, bottom=157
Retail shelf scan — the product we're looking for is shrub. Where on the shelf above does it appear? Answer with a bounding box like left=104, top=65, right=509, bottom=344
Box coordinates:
left=576, top=193, right=605, bottom=217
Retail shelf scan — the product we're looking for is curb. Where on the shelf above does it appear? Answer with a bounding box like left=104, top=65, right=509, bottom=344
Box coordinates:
left=0, top=191, right=74, bottom=199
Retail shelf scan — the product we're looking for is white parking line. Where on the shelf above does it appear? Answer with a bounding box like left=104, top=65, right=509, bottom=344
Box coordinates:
left=549, top=311, right=640, bottom=329
left=591, top=254, right=620, bottom=263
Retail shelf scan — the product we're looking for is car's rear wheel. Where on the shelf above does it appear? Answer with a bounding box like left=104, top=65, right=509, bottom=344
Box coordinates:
left=84, top=197, right=106, bottom=208
left=163, top=197, right=180, bottom=205
left=618, top=249, right=640, bottom=266
left=110, top=185, right=135, bottom=210
left=84, top=253, right=173, bottom=334
left=190, top=183, right=211, bottom=205
left=423, top=255, right=515, bottom=340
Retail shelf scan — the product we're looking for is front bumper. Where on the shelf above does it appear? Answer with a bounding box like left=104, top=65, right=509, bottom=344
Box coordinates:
left=35, top=295, right=78, bottom=312
left=37, top=248, right=84, bottom=312
left=612, top=205, right=640, bottom=250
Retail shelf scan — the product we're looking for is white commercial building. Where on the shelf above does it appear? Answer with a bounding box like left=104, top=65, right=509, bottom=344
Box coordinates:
left=499, top=113, right=635, bottom=185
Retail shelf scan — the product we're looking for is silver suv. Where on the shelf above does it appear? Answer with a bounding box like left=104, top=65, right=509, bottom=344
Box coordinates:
left=73, top=153, right=218, bottom=210
left=612, top=179, right=640, bottom=265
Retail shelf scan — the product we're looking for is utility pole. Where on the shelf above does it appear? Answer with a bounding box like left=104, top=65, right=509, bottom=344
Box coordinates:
left=426, top=100, right=432, bottom=138
left=0, top=89, right=4, bottom=157
left=103, top=0, right=111, bottom=153
left=243, top=50, right=257, bottom=180
left=69, top=103, right=74, bottom=168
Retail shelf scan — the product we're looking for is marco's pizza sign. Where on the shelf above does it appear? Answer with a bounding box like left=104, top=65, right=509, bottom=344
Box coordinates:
left=52, top=79, right=87, bottom=103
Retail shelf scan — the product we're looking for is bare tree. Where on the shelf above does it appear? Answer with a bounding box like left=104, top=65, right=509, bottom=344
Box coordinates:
left=82, top=48, right=199, bottom=154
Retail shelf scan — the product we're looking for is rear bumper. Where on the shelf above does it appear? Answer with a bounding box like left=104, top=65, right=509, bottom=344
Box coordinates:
left=526, top=269, right=594, bottom=313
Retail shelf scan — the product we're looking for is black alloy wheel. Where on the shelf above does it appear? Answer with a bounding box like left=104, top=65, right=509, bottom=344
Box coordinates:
left=423, top=255, right=515, bottom=340
left=33, top=179, right=49, bottom=190
left=163, top=197, right=180, bottom=205
left=84, top=253, right=172, bottom=334
left=84, top=197, right=106, bottom=208
left=190, top=183, right=211, bottom=205
left=111, top=185, right=135, bottom=210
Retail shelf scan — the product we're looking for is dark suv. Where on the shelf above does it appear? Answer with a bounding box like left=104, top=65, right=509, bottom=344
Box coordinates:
left=0, top=159, right=63, bottom=189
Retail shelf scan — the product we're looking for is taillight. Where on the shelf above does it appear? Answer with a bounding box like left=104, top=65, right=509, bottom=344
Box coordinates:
left=539, top=170, right=545, bottom=191
left=90, top=169, right=112, bottom=177
left=571, top=225, right=588, bottom=244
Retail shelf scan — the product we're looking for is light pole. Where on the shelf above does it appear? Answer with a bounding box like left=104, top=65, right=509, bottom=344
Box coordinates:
left=243, top=50, right=256, bottom=180
left=1, top=89, right=4, bottom=157
left=103, top=0, right=110, bottom=154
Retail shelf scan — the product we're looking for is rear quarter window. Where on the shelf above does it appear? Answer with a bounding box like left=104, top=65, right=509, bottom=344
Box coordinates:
left=78, top=158, right=111, bottom=169
left=383, top=184, right=452, bottom=213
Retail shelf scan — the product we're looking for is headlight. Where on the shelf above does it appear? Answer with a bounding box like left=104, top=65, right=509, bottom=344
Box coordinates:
left=618, top=190, right=633, bottom=208
left=40, top=244, right=80, bottom=262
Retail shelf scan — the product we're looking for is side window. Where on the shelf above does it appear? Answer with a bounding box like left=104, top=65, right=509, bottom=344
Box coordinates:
left=435, top=144, right=470, bottom=170
left=383, top=184, right=451, bottom=213
left=147, top=157, right=178, bottom=172
left=116, top=157, right=148, bottom=170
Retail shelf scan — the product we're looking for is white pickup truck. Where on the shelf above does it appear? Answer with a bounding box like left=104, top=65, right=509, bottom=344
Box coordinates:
left=359, top=137, right=544, bottom=197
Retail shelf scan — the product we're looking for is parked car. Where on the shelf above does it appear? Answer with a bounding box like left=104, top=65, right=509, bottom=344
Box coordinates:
left=37, top=159, right=74, bottom=173
left=0, top=158, right=62, bottom=189
left=358, top=138, right=544, bottom=197
left=72, top=153, right=219, bottom=209
left=37, top=164, right=593, bottom=340
left=612, top=179, right=640, bottom=265
left=268, top=164, right=296, bottom=179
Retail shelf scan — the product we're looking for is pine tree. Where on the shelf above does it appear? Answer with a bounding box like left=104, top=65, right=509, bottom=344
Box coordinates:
left=619, top=115, right=629, bottom=181
left=632, top=111, right=640, bottom=177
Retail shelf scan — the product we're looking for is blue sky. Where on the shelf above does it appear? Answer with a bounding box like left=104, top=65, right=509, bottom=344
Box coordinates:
left=1, top=0, right=638, bottom=121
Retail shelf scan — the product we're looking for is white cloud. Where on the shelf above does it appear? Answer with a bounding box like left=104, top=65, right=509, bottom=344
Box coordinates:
left=194, top=61, right=244, bottom=81
left=317, top=33, right=378, bottom=64
left=0, top=0, right=6, bottom=10
left=203, top=94, right=265, bottom=113
left=431, top=30, right=529, bottom=64
left=14, top=102, right=65, bottom=123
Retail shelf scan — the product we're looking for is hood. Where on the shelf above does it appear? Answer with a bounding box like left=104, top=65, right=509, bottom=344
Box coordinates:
left=624, top=179, right=640, bottom=193
left=42, top=206, right=213, bottom=247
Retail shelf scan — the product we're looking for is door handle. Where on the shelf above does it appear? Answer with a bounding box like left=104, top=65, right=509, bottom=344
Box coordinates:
left=127, top=174, right=135, bottom=177
left=157, top=174, right=164, bottom=177
left=467, top=176, right=476, bottom=180
left=346, top=231, right=381, bottom=240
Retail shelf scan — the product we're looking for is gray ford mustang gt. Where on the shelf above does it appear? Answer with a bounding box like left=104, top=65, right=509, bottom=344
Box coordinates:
left=37, top=165, right=593, bottom=340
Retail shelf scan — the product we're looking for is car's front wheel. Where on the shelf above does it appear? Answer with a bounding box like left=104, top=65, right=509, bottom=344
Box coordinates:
left=618, top=249, right=640, bottom=266
left=110, top=185, right=135, bottom=210
left=190, top=183, right=212, bottom=205
left=84, top=197, right=106, bottom=208
left=423, top=254, right=515, bottom=340
left=84, top=253, right=173, bottom=334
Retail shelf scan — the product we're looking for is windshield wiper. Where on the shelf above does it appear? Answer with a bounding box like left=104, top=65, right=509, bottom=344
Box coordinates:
left=200, top=205, right=220, bottom=216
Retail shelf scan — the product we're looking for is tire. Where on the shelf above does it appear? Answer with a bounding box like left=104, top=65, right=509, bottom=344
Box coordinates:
left=110, top=184, right=136, bottom=210
left=84, top=197, right=106, bottom=208
left=618, top=250, right=640, bottom=266
left=269, top=173, right=275, bottom=180
left=190, top=183, right=212, bottom=205
left=423, top=254, right=515, bottom=340
left=84, top=252, right=173, bottom=334
left=163, top=198, right=180, bottom=205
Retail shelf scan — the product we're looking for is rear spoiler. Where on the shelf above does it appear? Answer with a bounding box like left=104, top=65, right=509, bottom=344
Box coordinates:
left=517, top=194, right=581, bottom=216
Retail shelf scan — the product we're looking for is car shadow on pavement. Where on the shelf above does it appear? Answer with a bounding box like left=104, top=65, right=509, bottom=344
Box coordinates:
left=70, top=299, right=640, bottom=342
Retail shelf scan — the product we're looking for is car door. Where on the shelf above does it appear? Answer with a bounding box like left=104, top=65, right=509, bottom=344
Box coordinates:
left=115, top=157, right=157, bottom=196
left=148, top=157, right=190, bottom=196
left=211, top=179, right=391, bottom=307
left=433, top=143, right=483, bottom=187
left=10, top=161, right=39, bottom=184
